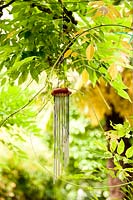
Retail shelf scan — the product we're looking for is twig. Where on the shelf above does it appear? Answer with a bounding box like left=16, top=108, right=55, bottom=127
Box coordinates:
left=96, top=85, right=111, bottom=110
left=31, top=3, right=52, bottom=14
left=50, top=24, right=133, bottom=73
left=35, top=99, right=50, bottom=116
left=0, top=0, right=15, bottom=10
left=0, top=85, right=46, bottom=127
left=58, top=0, right=77, bottom=25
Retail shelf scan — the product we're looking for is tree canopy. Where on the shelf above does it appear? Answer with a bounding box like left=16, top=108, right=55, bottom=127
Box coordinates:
left=0, top=0, right=132, bottom=88
left=0, top=0, right=133, bottom=199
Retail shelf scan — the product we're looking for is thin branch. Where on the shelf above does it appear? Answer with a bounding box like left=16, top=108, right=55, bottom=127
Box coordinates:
left=31, top=3, right=52, bottom=14
left=0, top=86, right=46, bottom=127
left=58, top=0, right=77, bottom=25
left=0, top=0, right=15, bottom=9
left=39, top=1, right=92, bottom=4
left=50, top=24, right=133, bottom=73
left=35, top=99, right=50, bottom=116
left=29, top=131, right=53, bottom=176
left=96, top=85, right=111, bottom=110
left=61, top=177, right=133, bottom=190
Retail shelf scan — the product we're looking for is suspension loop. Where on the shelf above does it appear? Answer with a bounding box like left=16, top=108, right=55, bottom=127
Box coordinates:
left=52, top=88, right=71, bottom=183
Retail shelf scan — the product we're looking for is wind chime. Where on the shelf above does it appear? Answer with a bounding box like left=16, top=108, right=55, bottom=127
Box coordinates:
left=52, top=88, right=71, bottom=183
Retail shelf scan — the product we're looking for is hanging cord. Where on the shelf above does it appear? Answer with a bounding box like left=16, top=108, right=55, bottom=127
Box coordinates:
left=56, top=0, right=65, bottom=87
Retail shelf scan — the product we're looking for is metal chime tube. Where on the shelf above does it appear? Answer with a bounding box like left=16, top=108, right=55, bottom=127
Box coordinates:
left=52, top=88, right=71, bottom=183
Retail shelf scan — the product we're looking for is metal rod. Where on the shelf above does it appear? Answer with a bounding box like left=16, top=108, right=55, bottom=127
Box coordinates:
left=54, top=96, right=57, bottom=183
left=58, top=96, right=61, bottom=177
left=57, top=96, right=60, bottom=178
left=61, top=95, right=64, bottom=173
left=62, top=95, right=65, bottom=167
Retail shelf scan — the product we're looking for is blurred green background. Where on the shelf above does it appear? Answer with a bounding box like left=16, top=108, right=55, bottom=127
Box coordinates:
left=0, top=83, right=109, bottom=200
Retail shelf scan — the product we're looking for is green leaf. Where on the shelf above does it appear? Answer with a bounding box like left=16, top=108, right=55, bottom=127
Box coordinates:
left=1, top=78, right=7, bottom=86
left=126, top=146, right=133, bottom=158
left=118, top=89, right=132, bottom=102
left=30, top=69, right=39, bottom=82
left=114, top=155, right=122, bottom=168
left=117, top=139, right=125, bottom=155
left=111, top=74, right=127, bottom=90
left=99, top=66, right=107, bottom=74
left=88, top=69, right=98, bottom=87
left=111, top=74, right=131, bottom=102
left=104, top=151, right=113, bottom=159
left=18, top=71, right=28, bottom=85
left=110, top=139, right=117, bottom=152
left=8, top=56, right=36, bottom=74
left=96, top=141, right=108, bottom=151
